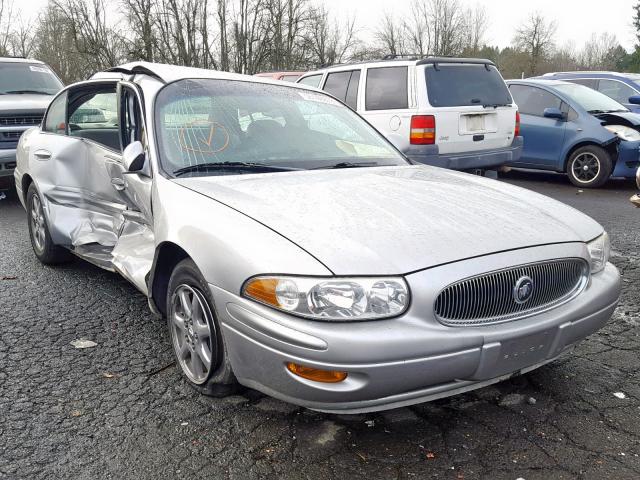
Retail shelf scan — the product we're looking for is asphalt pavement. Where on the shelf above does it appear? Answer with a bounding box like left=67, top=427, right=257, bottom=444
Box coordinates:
left=1, top=170, right=639, bottom=480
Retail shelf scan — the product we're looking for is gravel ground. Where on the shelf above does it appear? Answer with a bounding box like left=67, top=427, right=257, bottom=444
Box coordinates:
left=1, top=170, right=639, bottom=480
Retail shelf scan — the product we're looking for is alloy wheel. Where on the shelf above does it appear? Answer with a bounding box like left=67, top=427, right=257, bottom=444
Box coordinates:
left=30, top=194, right=46, bottom=253
left=571, top=152, right=601, bottom=184
left=170, top=284, right=215, bottom=384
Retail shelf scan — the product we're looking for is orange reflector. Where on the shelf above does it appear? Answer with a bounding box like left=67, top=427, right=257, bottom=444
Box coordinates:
left=286, top=362, right=348, bottom=383
left=243, top=278, right=280, bottom=307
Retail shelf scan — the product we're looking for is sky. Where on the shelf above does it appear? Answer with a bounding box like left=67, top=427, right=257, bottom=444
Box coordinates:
left=15, top=0, right=639, bottom=52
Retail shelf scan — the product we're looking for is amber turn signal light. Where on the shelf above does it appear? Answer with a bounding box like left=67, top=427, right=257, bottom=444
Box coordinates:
left=286, top=362, right=348, bottom=383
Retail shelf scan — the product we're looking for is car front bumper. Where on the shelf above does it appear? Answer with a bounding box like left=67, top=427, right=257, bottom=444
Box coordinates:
left=0, top=149, right=16, bottom=188
left=613, top=140, right=640, bottom=178
left=403, top=136, right=523, bottom=171
left=209, top=243, right=620, bottom=414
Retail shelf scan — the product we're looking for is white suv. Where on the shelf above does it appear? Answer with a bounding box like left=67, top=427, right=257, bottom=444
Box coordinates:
left=297, top=57, right=523, bottom=172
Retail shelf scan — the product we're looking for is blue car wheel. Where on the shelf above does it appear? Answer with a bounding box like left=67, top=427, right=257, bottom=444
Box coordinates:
left=566, top=145, right=612, bottom=188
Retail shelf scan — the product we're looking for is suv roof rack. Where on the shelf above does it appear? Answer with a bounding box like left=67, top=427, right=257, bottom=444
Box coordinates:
left=317, top=56, right=495, bottom=70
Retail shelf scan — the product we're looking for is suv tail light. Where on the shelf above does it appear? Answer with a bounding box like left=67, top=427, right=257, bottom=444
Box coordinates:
left=410, top=115, right=435, bottom=145
left=515, top=111, right=521, bottom=137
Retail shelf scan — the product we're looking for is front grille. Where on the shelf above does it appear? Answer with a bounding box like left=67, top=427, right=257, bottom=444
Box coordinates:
left=434, top=259, right=588, bottom=326
left=0, top=114, right=43, bottom=126
left=2, top=131, right=22, bottom=139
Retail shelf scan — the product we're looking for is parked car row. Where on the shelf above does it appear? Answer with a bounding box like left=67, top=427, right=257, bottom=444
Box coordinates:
left=14, top=61, right=622, bottom=413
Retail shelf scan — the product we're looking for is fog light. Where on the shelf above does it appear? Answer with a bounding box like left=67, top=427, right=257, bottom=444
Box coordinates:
left=286, top=362, right=347, bottom=383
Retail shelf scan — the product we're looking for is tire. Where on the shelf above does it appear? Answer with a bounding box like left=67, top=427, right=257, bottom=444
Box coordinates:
left=166, top=258, right=238, bottom=397
left=566, top=145, right=612, bottom=188
left=26, top=183, right=72, bottom=265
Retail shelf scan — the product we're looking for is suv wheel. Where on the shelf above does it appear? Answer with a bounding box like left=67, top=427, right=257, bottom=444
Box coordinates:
left=26, top=183, right=72, bottom=264
left=566, top=145, right=612, bottom=188
left=166, top=258, right=238, bottom=397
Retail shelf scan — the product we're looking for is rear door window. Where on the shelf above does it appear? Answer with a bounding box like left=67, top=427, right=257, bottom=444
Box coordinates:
left=365, top=66, right=408, bottom=110
left=425, top=64, right=512, bottom=107
left=323, top=71, right=351, bottom=103
left=298, top=74, right=322, bottom=88
left=509, top=85, right=562, bottom=116
left=597, top=79, right=638, bottom=104
left=323, top=70, right=361, bottom=109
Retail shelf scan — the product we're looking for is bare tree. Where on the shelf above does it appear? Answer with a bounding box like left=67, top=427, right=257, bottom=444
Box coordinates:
left=53, top=0, right=126, bottom=75
left=579, top=33, right=621, bottom=70
left=32, top=4, right=82, bottom=82
left=513, top=12, right=557, bottom=76
left=463, top=3, right=488, bottom=55
left=121, top=0, right=155, bottom=61
left=0, top=0, right=15, bottom=55
left=306, top=5, right=358, bottom=67
left=375, top=11, right=406, bottom=57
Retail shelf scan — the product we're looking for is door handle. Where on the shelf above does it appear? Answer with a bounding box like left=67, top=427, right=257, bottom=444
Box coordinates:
left=111, top=177, right=126, bottom=191
left=34, top=149, right=51, bottom=160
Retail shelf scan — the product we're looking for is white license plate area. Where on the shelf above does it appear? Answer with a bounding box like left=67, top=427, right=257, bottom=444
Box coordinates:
left=459, top=113, right=498, bottom=135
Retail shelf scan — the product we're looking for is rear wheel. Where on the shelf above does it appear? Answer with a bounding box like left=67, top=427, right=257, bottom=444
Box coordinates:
left=26, top=183, right=72, bottom=264
left=566, top=145, right=612, bottom=188
left=166, top=258, right=238, bottom=396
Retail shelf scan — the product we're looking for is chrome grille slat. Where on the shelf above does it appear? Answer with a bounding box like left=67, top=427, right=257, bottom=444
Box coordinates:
left=435, top=259, right=589, bottom=327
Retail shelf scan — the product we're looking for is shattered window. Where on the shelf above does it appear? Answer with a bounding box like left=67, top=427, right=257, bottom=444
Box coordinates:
left=154, top=79, right=407, bottom=177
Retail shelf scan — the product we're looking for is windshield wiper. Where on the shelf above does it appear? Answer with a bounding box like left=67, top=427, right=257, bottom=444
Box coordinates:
left=4, top=90, right=52, bottom=95
left=312, top=161, right=380, bottom=170
left=173, top=161, right=298, bottom=177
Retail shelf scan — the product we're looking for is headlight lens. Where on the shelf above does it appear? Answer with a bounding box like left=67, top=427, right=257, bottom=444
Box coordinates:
left=604, top=125, right=640, bottom=142
left=243, top=276, right=409, bottom=320
left=587, top=232, right=610, bottom=274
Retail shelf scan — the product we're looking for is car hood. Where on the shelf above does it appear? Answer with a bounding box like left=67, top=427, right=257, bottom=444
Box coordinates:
left=594, top=110, right=640, bottom=127
left=174, top=166, right=603, bottom=275
left=0, top=94, right=54, bottom=112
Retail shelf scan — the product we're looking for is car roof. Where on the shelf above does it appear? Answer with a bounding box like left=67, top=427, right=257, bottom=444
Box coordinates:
left=507, top=79, right=572, bottom=87
left=91, top=61, right=319, bottom=91
left=299, top=56, right=495, bottom=78
left=0, top=57, right=45, bottom=65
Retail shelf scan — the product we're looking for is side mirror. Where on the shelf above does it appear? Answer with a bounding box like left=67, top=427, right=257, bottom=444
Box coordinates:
left=629, top=95, right=640, bottom=105
left=543, top=107, right=566, bottom=120
left=123, top=141, right=147, bottom=174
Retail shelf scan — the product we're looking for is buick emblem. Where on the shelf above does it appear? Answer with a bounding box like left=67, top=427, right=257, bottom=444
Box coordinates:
left=513, top=276, right=534, bottom=304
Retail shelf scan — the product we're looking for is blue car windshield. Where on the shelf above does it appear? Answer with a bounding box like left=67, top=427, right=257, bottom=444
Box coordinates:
left=554, top=83, right=627, bottom=113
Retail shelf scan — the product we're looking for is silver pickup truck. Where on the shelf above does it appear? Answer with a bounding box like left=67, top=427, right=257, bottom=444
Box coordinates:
left=0, top=57, right=63, bottom=190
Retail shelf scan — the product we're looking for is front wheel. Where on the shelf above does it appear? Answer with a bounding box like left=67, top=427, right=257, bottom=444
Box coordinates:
left=566, top=145, right=612, bottom=188
left=26, top=183, right=72, bottom=264
left=166, top=258, right=238, bottom=396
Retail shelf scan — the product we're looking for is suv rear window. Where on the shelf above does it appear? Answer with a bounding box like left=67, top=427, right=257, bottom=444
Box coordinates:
left=365, top=67, right=408, bottom=110
left=425, top=64, right=511, bottom=108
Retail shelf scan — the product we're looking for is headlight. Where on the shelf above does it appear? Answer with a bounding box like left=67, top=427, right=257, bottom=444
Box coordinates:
left=242, top=276, right=410, bottom=320
left=587, top=232, right=610, bottom=274
left=636, top=165, right=640, bottom=189
left=604, top=125, right=640, bottom=142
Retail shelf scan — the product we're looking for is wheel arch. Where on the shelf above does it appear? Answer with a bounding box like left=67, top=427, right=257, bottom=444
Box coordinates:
left=563, top=140, right=618, bottom=172
left=148, top=241, right=191, bottom=316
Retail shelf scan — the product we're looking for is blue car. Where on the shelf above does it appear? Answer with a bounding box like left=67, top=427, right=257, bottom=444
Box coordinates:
left=539, top=72, right=640, bottom=113
left=506, top=79, right=640, bottom=188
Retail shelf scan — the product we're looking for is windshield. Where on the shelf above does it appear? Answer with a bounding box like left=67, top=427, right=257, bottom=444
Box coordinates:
left=0, top=63, right=63, bottom=95
left=425, top=64, right=512, bottom=107
left=155, top=79, right=408, bottom=177
left=554, top=83, right=627, bottom=113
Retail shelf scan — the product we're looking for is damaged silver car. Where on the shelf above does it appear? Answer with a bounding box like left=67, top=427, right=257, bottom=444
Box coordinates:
left=15, top=62, right=621, bottom=413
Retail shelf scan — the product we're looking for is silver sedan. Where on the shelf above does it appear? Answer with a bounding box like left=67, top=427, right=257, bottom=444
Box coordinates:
left=14, top=63, right=621, bottom=413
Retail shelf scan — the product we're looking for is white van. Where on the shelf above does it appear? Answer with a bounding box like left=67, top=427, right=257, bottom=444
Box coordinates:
left=297, top=57, right=523, bottom=173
